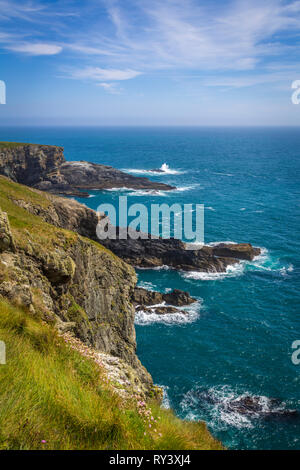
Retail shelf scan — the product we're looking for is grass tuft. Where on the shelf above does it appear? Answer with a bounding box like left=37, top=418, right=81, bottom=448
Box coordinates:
left=0, top=299, right=223, bottom=450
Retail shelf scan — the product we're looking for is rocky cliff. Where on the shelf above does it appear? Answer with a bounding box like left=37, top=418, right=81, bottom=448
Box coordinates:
left=0, top=143, right=175, bottom=196
left=3, top=176, right=260, bottom=273
left=0, top=176, right=153, bottom=397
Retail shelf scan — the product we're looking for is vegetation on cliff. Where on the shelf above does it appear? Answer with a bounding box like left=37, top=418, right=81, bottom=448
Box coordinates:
left=0, top=299, right=222, bottom=450
left=0, top=175, right=223, bottom=450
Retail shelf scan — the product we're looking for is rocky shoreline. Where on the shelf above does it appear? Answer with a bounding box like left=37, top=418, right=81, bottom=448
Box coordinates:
left=132, top=287, right=197, bottom=315
left=0, top=142, right=292, bottom=435
left=0, top=143, right=175, bottom=197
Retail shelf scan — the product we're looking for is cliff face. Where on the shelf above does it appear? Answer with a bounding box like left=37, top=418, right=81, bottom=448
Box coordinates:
left=6, top=177, right=260, bottom=273
left=0, top=143, right=174, bottom=196
left=0, top=143, right=64, bottom=186
left=0, top=176, right=153, bottom=396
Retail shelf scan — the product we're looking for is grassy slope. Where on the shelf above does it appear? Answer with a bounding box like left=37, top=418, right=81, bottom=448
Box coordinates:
left=0, top=176, right=223, bottom=450
left=0, top=301, right=222, bottom=450
left=0, top=142, right=58, bottom=149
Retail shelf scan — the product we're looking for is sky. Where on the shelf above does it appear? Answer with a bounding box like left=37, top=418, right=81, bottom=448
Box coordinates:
left=0, top=0, right=300, bottom=126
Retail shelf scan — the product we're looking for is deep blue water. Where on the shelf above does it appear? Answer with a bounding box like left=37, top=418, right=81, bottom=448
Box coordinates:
left=1, top=126, right=299, bottom=450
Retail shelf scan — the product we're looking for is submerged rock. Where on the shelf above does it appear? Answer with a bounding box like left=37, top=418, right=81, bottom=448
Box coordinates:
left=192, top=389, right=299, bottom=422
left=226, top=395, right=299, bottom=420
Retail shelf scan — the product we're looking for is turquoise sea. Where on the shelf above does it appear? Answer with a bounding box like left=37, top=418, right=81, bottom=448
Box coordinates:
left=1, top=126, right=299, bottom=450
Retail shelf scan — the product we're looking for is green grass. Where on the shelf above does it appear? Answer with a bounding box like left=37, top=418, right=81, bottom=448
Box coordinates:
left=0, top=142, right=58, bottom=149
left=0, top=300, right=223, bottom=450
left=0, top=175, right=223, bottom=450
left=0, top=142, right=30, bottom=149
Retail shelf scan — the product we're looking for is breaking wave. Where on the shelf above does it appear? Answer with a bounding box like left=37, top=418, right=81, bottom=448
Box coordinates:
left=134, top=300, right=201, bottom=326
left=181, top=247, right=294, bottom=281
left=124, top=163, right=184, bottom=175
left=180, top=385, right=296, bottom=430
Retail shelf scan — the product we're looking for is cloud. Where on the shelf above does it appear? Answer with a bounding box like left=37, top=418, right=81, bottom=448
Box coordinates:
left=68, top=66, right=141, bottom=81
left=201, top=71, right=298, bottom=88
left=1, top=0, right=300, bottom=89
left=97, top=82, right=122, bottom=94
left=6, top=42, right=62, bottom=56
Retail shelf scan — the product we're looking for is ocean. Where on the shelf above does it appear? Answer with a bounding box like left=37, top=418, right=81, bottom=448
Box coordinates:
left=1, top=126, right=299, bottom=450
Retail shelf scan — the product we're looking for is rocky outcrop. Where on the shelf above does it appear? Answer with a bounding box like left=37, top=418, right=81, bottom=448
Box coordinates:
left=0, top=199, right=153, bottom=396
left=0, top=143, right=64, bottom=186
left=191, top=390, right=299, bottom=421
left=132, top=287, right=196, bottom=316
left=132, top=287, right=196, bottom=307
left=0, top=143, right=175, bottom=196
left=209, top=243, right=261, bottom=261
left=5, top=178, right=261, bottom=274
left=100, top=234, right=260, bottom=272
left=42, top=161, right=175, bottom=194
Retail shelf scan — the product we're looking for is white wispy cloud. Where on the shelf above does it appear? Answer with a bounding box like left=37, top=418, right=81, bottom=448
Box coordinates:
left=67, top=66, right=141, bottom=81
left=97, top=82, right=122, bottom=94
left=6, top=43, right=62, bottom=56
left=67, top=0, right=297, bottom=72
left=1, top=0, right=300, bottom=92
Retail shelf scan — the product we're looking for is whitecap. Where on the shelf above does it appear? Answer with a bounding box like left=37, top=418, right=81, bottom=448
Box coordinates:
left=206, top=206, right=215, bottom=211
left=180, top=386, right=257, bottom=430
left=136, top=281, right=157, bottom=291
left=212, top=172, right=234, bottom=177
left=182, top=246, right=292, bottom=281
left=162, top=386, right=171, bottom=409
left=182, top=263, right=244, bottom=281
left=124, top=163, right=184, bottom=176
left=127, top=189, right=167, bottom=197
left=206, top=240, right=237, bottom=247
left=174, top=185, right=199, bottom=192
left=137, top=265, right=171, bottom=271
left=279, top=264, right=294, bottom=277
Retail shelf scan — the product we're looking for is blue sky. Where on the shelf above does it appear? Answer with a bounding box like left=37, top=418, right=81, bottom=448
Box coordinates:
left=0, top=0, right=300, bottom=125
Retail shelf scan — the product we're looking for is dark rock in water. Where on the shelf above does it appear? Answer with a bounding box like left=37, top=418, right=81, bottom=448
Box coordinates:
left=46, top=161, right=175, bottom=194
left=132, top=287, right=196, bottom=307
left=0, top=140, right=260, bottom=274
left=210, top=243, right=261, bottom=261
left=136, top=305, right=186, bottom=315
left=133, top=288, right=164, bottom=306
left=133, top=287, right=195, bottom=316
left=150, top=168, right=164, bottom=173
left=101, top=229, right=261, bottom=273
left=226, top=395, right=299, bottom=420
left=193, top=390, right=299, bottom=421
left=0, top=144, right=175, bottom=197
left=163, top=289, right=197, bottom=306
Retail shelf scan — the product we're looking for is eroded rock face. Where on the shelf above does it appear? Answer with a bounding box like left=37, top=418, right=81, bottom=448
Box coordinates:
left=100, top=235, right=261, bottom=272
left=7, top=183, right=261, bottom=274
left=0, top=144, right=175, bottom=196
left=0, top=144, right=64, bottom=186
left=0, top=204, right=153, bottom=393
